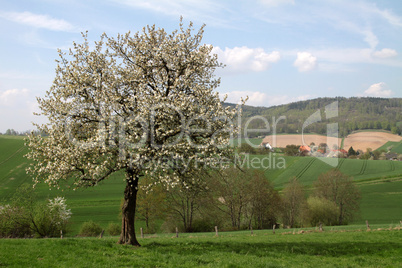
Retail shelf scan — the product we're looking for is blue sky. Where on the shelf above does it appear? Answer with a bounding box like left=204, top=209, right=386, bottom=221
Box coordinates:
left=0, top=0, right=401, bottom=132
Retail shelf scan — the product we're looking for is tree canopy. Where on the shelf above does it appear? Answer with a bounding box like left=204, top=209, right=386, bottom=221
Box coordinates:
left=26, top=19, right=240, bottom=246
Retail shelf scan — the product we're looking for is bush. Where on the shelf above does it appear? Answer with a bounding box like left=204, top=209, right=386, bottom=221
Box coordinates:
left=191, top=219, right=215, bottom=233
left=32, top=202, right=58, bottom=237
left=107, top=222, right=120, bottom=236
left=0, top=205, right=32, bottom=238
left=284, top=144, right=300, bottom=156
left=306, top=196, right=338, bottom=226
left=33, top=197, right=72, bottom=237
left=79, top=221, right=103, bottom=237
left=0, top=186, right=71, bottom=238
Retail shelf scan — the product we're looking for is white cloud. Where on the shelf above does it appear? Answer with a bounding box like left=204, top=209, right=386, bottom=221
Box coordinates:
left=311, top=48, right=372, bottom=64
left=296, top=47, right=402, bottom=70
left=0, top=88, right=29, bottom=106
left=369, top=5, right=402, bottom=27
left=220, top=90, right=314, bottom=107
left=266, top=94, right=314, bottom=106
left=256, top=0, right=402, bottom=53
left=259, top=0, right=295, bottom=7
left=364, top=82, right=393, bottom=97
left=0, top=88, right=44, bottom=132
left=362, top=29, right=379, bottom=49
left=0, top=11, right=76, bottom=32
left=212, top=46, right=280, bottom=73
left=373, top=48, right=398, bottom=58
left=293, top=52, right=317, bottom=72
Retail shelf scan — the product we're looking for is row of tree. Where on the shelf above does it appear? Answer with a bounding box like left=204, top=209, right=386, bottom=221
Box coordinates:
left=0, top=129, right=45, bottom=136
left=136, top=168, right=361, bottom=233
left=232, top=97, right=402, bottom=138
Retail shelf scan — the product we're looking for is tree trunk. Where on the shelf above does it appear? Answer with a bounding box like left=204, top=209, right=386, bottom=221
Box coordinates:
left=118, top=170, right=140, bottom=246
left=338, top=202, right=344, bottom=225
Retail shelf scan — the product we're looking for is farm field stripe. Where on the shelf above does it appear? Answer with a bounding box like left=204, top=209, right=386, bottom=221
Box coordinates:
left=296, top=158, right=316, bottom=179
left=0, top=146, right=25, bottom=167
left=335, top=158, right=345, bottom=171
left=358, top=160, right=367, bottom=175
left=390, top=161, right=395, bottom=172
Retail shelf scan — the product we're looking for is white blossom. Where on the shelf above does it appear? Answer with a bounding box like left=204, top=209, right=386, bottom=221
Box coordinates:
left=25, top=21, right=244, bottom=236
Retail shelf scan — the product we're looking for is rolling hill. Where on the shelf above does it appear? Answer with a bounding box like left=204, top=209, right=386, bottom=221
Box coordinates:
left=0, top=135, right=401, bottom=234
left=376, top=140, right=402, bottom=154
left=226, top=97, right=402, bottom=138
left=261, top=131, right=402, bottom=151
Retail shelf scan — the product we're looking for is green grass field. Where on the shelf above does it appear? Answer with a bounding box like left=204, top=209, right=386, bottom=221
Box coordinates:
left=1, top=135, right=402, bottom=235
left=376, top=140, right=402, bottom=154
left=0, top=227, right=401, bottom=267
left=230, top=137, right=263, bottom=146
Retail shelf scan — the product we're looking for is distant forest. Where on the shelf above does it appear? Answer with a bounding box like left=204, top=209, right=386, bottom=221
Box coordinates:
left=226, top=97, right=402, bottom=138
left=2, top=97, right=401, bottom=138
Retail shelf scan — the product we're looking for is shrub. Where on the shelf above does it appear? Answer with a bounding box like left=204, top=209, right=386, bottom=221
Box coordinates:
left=0, top=205, right=32, bottom=238
left=191, top=219, right=215, bottom=233
left=33, top=197, right=72, bottom=237
left=79, top=221, right=103, bottom=237
left=0, top=191, right=71, bottom=238
left=107, top=222, right=120, bottom=236
left=306, top=196, right=338, bottom=226
left=32, top=202, right=57, bottom=237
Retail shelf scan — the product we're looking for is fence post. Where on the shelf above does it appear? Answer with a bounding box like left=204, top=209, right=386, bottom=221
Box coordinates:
left=140, top=227, right=144, bottom=238
left=100, top=230, right=104, bottom=238
left=366, top=220, right=370, bottom=231
left=215, top=226, right=219, bottom=236
left=176, top=227, right=179, bottom=238
left=250, top=226, right=253, bottom=235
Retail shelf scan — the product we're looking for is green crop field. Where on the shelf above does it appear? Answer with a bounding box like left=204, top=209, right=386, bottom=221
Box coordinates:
left=0, top=136, right=31, bottom=199
left=230, top=137, right=263, bottom=146
left=1, top=135, right=402, bottom=235
left=0, top=228, right=401, bottom=267
left=356, top=178, right=402, bottom=224
left=376, top=140, right=402, bottom=154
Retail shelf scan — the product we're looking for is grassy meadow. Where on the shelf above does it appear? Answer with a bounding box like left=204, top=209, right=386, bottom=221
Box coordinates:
left=1, top=135, right=402, bottom=235
left=0, top=227, right=401, bottom=267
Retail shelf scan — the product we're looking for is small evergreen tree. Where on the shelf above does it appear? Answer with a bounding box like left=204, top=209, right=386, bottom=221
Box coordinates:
left=347, top=146, right=356, bottom=156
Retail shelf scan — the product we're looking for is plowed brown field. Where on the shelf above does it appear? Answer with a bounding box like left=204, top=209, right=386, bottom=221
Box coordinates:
left=343, top=132, right=402, bottom=151
left=262, top=134, right=341, bottom=148
left=262, top=131, right=401, bottom=151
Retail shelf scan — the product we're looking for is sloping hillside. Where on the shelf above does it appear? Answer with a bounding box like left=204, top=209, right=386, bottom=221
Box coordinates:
left=261, top=131, right=402, bottom=151
left=343, top=132, right=402, bottom=151
left=1, top=135, right=401, bottom=232
left=226, top=97, right=402, bottom=138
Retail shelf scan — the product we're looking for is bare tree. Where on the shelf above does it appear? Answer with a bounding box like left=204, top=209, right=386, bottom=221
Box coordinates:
left=210, top=168, right=252, bottom=229
left=136, top=176, right=167, bottom=233
left=313, top=169, right=360, bottom=225
left=248, top=170, right=280, bottom=229
left=281, top=177, right=307, bottom=228
left=165, top=170, right=210, bottom=232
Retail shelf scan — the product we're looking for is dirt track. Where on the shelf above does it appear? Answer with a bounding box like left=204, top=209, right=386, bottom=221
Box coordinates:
left=262, top=132, right=401, bottom=151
